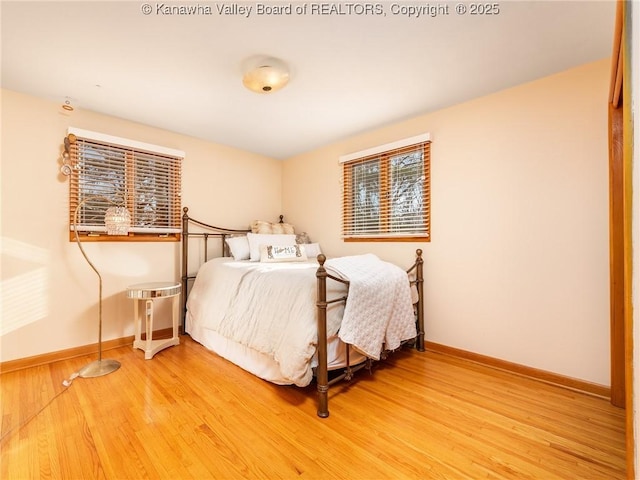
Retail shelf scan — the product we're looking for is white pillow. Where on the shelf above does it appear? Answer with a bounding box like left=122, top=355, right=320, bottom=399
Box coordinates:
left=259, top=244, right=308, bottom=263
left=225, top=236, right=250, bottom=261
left=302, top=243, right=322, bottom=258
left=247, top=233, right=297, bottom=261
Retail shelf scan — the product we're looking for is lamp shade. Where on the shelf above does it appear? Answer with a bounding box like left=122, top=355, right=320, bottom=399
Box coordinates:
left=104, top=206, right=131, bottom=235
left=242, top=57, right=289, bottom=93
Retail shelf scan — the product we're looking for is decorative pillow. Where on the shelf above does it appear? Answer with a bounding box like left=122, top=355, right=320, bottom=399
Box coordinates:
left=271, top=222, right=295, bottom=234
left=295, top=232, right=311, bottom=244
left=302, top=243, right=322, bottom=258
left=247, top=233, right=297, bottom=261
left=252, top=220, right=295, bottom=235
left=252, top=220, right=273, bottom=234
left=259, top=244, right=308, bottom=263
left=225, top=236, right=250, bottom=261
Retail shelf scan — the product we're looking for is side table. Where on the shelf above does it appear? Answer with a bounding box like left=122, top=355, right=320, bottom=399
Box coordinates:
left=126, top=281, right=181, bottom=359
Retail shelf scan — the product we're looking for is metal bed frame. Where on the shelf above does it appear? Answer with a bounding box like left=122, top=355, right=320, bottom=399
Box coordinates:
left=180, top=207, right=425, bottom=417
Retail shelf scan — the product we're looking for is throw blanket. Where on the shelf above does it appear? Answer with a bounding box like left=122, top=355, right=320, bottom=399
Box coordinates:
left=325, top=254, right=417, bottom=360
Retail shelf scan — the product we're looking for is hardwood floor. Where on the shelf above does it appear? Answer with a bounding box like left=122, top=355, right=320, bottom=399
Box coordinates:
left=1, top=336, right=625, bottom=479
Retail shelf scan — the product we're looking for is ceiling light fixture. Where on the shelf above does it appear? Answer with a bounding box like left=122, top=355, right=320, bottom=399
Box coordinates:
left=242, top=57, right=290, bottom=94
left=62, top=97, right=74, bottom=111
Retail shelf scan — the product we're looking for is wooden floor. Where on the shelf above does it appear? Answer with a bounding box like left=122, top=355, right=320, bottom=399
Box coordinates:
left=1, top=336, right=626, bottom=479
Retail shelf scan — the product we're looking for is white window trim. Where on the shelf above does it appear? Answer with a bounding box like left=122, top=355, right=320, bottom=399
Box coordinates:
left=68, top=127, right=185, bottom=159
left=339, top=132, right=431, bottom=164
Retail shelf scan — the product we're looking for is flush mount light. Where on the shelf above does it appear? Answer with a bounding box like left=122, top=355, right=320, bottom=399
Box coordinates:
left=242, top=57, right=290, bottom=94
left=61, top=97, right=75, bottom=111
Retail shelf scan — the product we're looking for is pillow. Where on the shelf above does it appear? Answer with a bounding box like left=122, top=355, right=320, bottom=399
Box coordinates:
left=302, top=243, right=322, bottom=258
left=296, top=232, right=311, bottom=244
left=271, top=222, right=295, bottom=235
left=252, top=220, right=273, bottom=234
left=259, top=244, right=308, bottom=263
left=252, top=219, right=295, bottom=235
left=247, top=233, right=297, bottom=261
left=225, top=236, right=250, bottom=261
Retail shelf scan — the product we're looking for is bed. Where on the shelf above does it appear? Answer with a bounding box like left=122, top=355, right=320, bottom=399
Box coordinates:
left=180, top=207, right=425, bottom=417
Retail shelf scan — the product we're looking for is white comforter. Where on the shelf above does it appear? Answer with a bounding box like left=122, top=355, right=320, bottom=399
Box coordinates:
left=186, top=258, right=345, bottom=386
left=186, top=255, right=417, bottom=386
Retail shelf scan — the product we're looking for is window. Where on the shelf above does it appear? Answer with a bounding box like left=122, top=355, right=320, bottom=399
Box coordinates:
left=67, top=128, right=183, bottom=241
left=341, top=134, right=431, bottom=241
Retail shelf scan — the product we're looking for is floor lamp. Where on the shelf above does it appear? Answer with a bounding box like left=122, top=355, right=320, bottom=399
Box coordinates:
left=74, top=195, right=131, bottom=378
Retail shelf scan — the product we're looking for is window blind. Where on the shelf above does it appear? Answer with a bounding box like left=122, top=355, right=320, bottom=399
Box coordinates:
left=68, top=129, right=183, bottom=237
left=341, top=137, right=430, bottom=241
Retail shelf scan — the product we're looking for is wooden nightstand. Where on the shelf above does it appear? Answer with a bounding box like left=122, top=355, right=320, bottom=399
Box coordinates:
left=126, top=281, right=181, bottom=359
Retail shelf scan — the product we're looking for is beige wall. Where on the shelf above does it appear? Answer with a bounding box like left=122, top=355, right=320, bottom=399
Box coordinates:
left=283, top=59, right=611, bottom=386
left=0, top=89, right=282, bottom=362
left=0, top=58, right=612, bottom=387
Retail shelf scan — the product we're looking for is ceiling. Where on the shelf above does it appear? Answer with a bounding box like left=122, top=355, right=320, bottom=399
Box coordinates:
left=1, top=1, right=616, bottom=159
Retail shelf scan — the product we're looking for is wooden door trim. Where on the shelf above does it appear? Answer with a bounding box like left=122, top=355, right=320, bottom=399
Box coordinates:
left=608, top=1, right=634, bottom=477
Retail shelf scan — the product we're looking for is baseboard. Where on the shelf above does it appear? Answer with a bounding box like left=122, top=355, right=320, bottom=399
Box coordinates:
left=0, top=335, right=612, bottom=399
left=426, top=341, right=611, bottom=400
left=0, top=328, right=175, bottom=375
